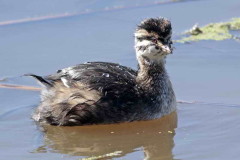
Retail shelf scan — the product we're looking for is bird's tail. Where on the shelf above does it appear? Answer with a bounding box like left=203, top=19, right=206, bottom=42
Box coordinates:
left=24, top=74, right=53, bottom=87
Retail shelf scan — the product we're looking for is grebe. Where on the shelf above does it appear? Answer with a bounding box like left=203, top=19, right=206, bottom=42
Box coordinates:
left=29, top=17, right=176, bottom=126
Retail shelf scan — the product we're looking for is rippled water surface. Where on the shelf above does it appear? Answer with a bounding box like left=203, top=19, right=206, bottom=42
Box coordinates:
left=0, top=0, right=240, bottom=159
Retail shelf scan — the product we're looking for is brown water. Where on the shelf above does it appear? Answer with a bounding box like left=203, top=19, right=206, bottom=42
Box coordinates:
left=38, top=112, right=177, bottom=160
left=1, top=101, right=240, bottom=160
left=1, top=0, right=240, bottom=159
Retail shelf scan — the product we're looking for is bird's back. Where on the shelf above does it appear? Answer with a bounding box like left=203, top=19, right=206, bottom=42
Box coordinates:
left=32, top=62, right=141, bottom=125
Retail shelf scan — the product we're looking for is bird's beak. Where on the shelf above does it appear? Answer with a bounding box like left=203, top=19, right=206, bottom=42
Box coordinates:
left=161, top=45, right=172, bottom=54
left=157, top=42, right=172, bottom=54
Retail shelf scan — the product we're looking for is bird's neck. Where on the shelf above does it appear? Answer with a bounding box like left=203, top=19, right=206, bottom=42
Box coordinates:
left=136, top=57, right=168, bottom=91
left=136, top=56, right=176, bottom=116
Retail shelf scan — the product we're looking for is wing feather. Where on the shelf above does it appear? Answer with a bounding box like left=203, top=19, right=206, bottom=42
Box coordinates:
left=46, top=62, right=137, bottom=93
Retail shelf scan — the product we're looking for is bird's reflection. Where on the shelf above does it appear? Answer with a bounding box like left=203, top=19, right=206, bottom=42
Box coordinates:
left=35, top=112, right=177, bottom=160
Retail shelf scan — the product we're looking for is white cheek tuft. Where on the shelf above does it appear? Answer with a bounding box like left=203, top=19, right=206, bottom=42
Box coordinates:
left=135, top=38, right=167, bottom=62
left=135, top=40, right=151, bottom=47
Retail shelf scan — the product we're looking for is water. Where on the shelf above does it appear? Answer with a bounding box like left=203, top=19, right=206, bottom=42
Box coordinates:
left=0, top=0, right=240, bottom=159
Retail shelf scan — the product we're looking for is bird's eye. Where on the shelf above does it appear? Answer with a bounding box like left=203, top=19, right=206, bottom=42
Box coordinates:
left=152, top=38, right=158, bottom=43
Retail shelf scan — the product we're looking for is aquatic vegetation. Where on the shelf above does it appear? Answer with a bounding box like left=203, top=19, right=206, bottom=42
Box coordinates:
left=176, top=18, right=240, bottom=43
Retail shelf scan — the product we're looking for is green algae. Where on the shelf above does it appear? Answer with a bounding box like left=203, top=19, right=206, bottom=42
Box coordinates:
left=176, top=18, right=240, bottom=43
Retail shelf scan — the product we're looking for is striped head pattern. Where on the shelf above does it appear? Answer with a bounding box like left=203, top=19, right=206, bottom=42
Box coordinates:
left=135, top=18, right=173, bottom=63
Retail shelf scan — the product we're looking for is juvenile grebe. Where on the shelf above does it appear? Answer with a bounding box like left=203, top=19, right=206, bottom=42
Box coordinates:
left=29, top=18, right=176, bottom=126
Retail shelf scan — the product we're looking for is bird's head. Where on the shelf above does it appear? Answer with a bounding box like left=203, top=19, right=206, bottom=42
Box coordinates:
left=134, top=18, right=173, bottom=64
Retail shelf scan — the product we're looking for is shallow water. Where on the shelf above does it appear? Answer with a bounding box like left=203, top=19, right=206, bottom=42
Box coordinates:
left=1, top=0, right=240, bottom=159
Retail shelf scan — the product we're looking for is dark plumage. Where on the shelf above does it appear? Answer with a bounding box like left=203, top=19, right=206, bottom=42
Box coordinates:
left=137, top=18, right=172, bottom=39
left=29, top=17, right=176, bottom=126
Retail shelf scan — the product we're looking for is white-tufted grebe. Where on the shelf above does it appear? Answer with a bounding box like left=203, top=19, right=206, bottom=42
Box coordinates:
left=28, top=17, right=176, bottom=126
